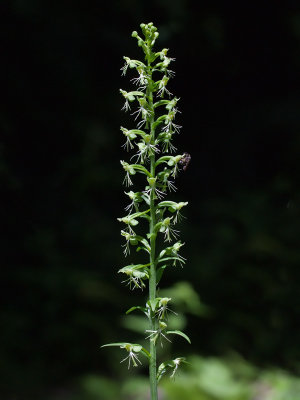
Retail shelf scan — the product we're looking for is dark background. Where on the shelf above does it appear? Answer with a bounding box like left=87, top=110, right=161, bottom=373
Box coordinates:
left=1, top=1, right=300, bottom=399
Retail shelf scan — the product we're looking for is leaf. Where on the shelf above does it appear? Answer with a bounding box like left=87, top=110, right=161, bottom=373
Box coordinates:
left=158, top=256, right=183, bottom=264
left=130, top=129, right=147, bottom=135
left=101, top=342, right=149, bottom=359
left=101, top=342, right=130, bottom=348
left=152, top=115, right=166, bottom=131
left=156, top=265, right=167, bottom=284
left=155, top=155, right=171, bottom=167
left=130, top=164, right=151, bottom=177
left=157, top=361, right=170, bottom=382
left=166, top=330, right=191, bottom=344
left=161, top=281, right=210, bottom=317
left=126, top=306, right=147, bottom=315
left=133, top=236, right=151, bottom=254
left=153, top=221, right=163, bottom=233
left=129, top=209, right=150, bottom=219
left=130, top=91, right=145, bottom=97
left=121, top=315, right=149, bottom=333
left=140, top=347, right=151, bottom=359
left=136, top=246, right=149, bottom=254
left=140, top=238, right=151, bottom=252
left=148, top=298, right=160, bottom=312
left=157, top=201, right=177, bottom=208
left=153, top=99, right=169, bottom=109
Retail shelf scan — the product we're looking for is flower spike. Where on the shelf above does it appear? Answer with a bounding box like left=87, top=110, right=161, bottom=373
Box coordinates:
left=103, top=23, right=190, bottom=397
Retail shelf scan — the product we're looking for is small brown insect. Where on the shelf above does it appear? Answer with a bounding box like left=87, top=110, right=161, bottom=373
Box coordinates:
left=179, top=152, right=191, bottom=171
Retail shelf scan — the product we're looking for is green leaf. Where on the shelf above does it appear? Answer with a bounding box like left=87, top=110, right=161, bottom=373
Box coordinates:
left=166, top=330, right=191, bottom=344
left=126, top=306, right=147, bottom=315
left=153, top=99, right=170, bottom=109
left=140, top=238, right=151, bottom=252
left=161, top=281, right=210, bottom=317
left=101, top=342, right=150, bottom=359
left=157, top=201, right=177, bottom=208
left=157, top=361, right=170, bottom=382
left=153, top=221, right=162, bottom=233
left=130, top=129, right=147, bottom=136
left=156, top=265, right=167, bottom=284
left=141, top=193, right=150, bottom=205
left=148, top=298, right=160, bottom=312
left=130, top=91, right=145, bottom=97
left=130, top=164, right=151, bottom=177
left=129, top=209, right=150, bottom=219
left=152, top=115, right=166, bottom=130
left=157, top=256, right=183, bottom=264
left=101, top=342, right=130, bottom=348
left=140, top=347, right=151, bottom=359
left=136, top=246, right=149, bottom=254
left=155, top=155, right=172, bottom=168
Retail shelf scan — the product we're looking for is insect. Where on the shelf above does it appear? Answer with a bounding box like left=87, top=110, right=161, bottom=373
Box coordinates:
left=179, top=152, right=191, bottom=171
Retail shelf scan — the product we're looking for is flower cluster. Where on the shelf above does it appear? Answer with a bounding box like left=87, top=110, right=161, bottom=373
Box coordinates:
left=102, top=23, right=190, bottom=392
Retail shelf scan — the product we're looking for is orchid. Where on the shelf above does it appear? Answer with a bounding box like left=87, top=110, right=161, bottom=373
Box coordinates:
left=102, top=23, right=191, bottom=400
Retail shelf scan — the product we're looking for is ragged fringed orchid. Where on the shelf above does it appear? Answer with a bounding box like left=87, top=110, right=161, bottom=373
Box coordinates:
left=102, top=23, right=190, bottom=400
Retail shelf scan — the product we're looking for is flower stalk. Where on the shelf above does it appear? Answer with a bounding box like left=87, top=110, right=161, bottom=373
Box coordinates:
left=102, top=23, right=190, bottom=400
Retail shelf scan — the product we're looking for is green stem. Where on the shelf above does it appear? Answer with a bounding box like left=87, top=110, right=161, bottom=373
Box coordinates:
left=147, top=56, right=158, bottom=400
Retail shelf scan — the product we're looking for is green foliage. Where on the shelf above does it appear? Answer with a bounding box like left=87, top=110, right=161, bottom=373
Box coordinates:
left=161, top=356, right=300, bottom=400
left=79, top=376, right=119, bottom=400
left=50, top=358, right=300, bottom=400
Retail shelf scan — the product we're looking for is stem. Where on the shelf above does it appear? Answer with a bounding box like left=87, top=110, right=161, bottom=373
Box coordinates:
left=147, top=57, right=158, bottom=400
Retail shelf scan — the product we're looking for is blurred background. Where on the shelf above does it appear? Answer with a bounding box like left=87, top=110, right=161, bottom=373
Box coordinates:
left=1, top=1, right=300, bottom=399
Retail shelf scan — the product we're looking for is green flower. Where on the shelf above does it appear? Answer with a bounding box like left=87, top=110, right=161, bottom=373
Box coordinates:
left=131, top=96, right=151, bottom=128
left=159, top=217, right=179, bottom=242
left=124, top=190, right=143, bottom=213
left=120, top=160, right=136, bottom=186
left=163, top=109, right=182, bottom=134
left=118, top=264, right=149, bottom=290
left=120, top=344, right=143, bottom=369
left=156, top=297, right=177, bottom=320
left=145, top=321, right=171, bottom=347
left=144, top=177, right=165, bottom=200
left=131, top=65, right=148, bottom=89
left=117, top=215, right=139, bottom=235
left=157, top=75, right=172, bottom=98
left=158, top=131, right=177, bottom=153
left=120, top=127, right=137, bottom=151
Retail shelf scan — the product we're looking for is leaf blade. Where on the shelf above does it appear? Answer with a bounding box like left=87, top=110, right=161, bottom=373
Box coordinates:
left=166, top=330, right=191, bottom=344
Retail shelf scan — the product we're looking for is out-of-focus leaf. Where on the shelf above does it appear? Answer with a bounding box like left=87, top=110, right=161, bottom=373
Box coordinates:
left=166, top=330, right=191, bottom=344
